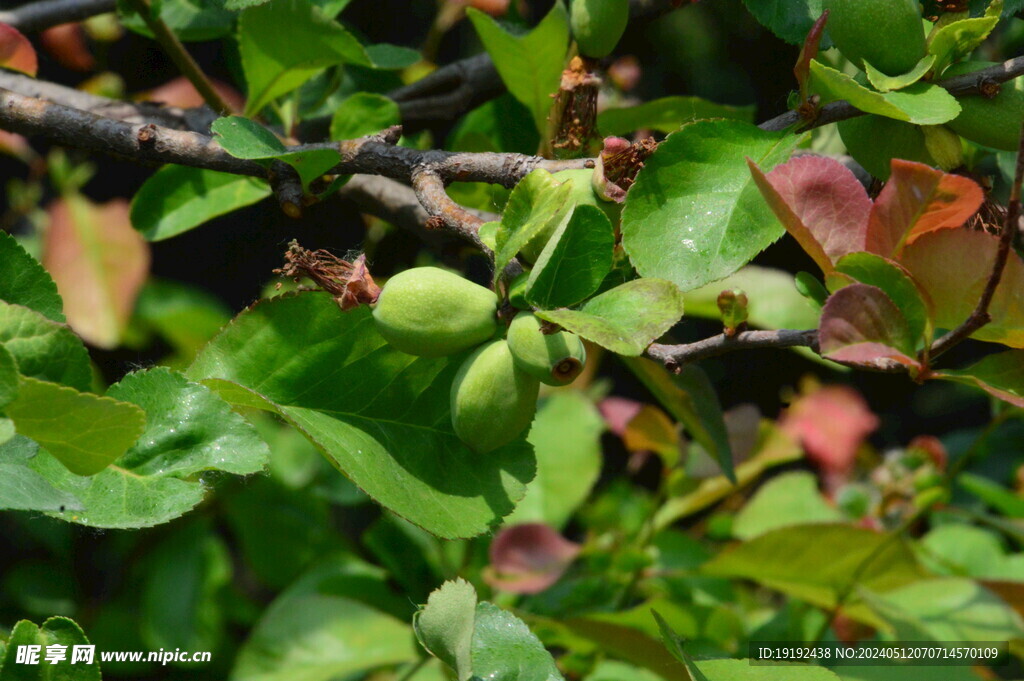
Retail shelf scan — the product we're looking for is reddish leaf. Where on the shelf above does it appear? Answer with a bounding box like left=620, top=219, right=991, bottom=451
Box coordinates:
left=866, top=160, right=984, bottom=258
left=141, top=76, right=246, bottom=111
left=0, top=129, right=33, bottom=162
left=484, top=523, right=581, bottom=594
left=598, top=396, right=643, bottom=436
left=934, top=350, right=1024, bottom=408
left=780, top=380, right=879, bottom=480
left=795, top=11, right=829, bottom=100
left=43, top=196, right=150, bottom=348
left=0, top=22, right=38, bottom=76
left=749, top=155, right=871, bottom=274
left=898, top=229, right=1024, bottom=348
left=40, top=23, right=94, bottom=72
left=818, top=283, right=921, bottom=371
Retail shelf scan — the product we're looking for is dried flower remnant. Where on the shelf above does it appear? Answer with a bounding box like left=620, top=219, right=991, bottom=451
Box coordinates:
left=549, top=56, right=601, bottom=157
left=274, top=240, right=380, bottom=311
left=595, top=135, right=657, bottom=202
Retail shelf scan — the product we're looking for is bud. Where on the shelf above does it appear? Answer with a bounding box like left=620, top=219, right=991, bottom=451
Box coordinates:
left=717, top=288, right=749, bottom=336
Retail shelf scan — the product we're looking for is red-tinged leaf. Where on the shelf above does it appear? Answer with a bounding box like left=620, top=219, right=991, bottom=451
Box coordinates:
left=43, top=196, right=151, bottom=349
left=934, top=350, right=1024, bottom=408
left=749, top=155, right=871, bottom=274
left=0, top=22, right=38, bottom=76
left=795, top=11, right=829, bottom=99
left=866, top=160, right=984, bottom=258
left=141, top=75, right=246, bottom=111
left=598, top=396, right=643, bottom=436
left=40, top=23, right=94, bottom=72
left=780, top=379, right=879, bottom=481
left=819, top=283, right=921, bottom=370
left=0, top=129, right=33, bottom=162
left=899, top=229, right=1024, bottom=348
left=484, top=523, right=581, bottom=594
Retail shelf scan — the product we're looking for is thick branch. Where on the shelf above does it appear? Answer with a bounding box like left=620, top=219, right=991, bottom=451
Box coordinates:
left=0, top=0, right=116, bottom=32
left=646, top=329, right=819, bottom=370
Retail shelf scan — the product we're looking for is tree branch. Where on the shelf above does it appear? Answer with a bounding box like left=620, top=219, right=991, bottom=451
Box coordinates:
left=0, top=0, right=116, bottom=32
left=411, top=169, right=489, bottom=252
left=645, top=329, right=819, bottom=371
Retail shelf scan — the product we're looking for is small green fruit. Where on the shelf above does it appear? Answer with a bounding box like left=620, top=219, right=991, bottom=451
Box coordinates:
left=571, top=0, right=629, bottom=59
left=373, top=267, right=498, bottom=357
left=945, top=61, right=1024, bottom=151
left=506, top=312, right=587, bottom=386
left=822, top=0, right=926, bottom=76
left=520, top=169, right=620, bottom=263
left=838, top=115, right=937, bottom=180
left=450, top=340, right=540, bottom=453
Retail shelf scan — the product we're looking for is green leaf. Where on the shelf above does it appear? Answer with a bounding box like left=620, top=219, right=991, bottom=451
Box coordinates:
left=0, top=301, right=90, bottom=392
left=860, top=578, right=1024, bottom=642
left=934, top=350, right=1024, bottom=408
left=26, top=367, right=268, bottom=528
left=212, top=116, right=341, bottom=188
left=141, top=518, right=231, bottom=653
left=929, top=16, right=1000, bottom=74
left=5, top=377, right=146, bottom=477
left=0, top=344, right=17, bottom=410
left=494, top=169, right=574, bottom=281
left=864, top=56, right=935, bottom=93
left=0, top=616, right=101, bottom=681
left=0, top=437, right=83, bottom=512
left=467, top=4, right=570, bottom=134
left=449, top=94, right=541, bottom=155
left=0, top=230, right=64, bottom=322
left=232, top=566, right=417, bottom=681
left=414, top=579, right=478, bottom=681
left=917, top=523, right=1022, bottom=580
left=833, top=253, right=930, bottom=350
left=652, top=609, right=709, bottom=681
left=364, top=43, right=420, bottom=70
left=526, top=205, right=615, bottom=309
left=740, top=0, right=826, bottom=46
left=621, top=120, right=800, bottom=292
left=698, top=660, right=841, bottom=681
left=119, top=0, right=234, bottom=42
left=536, top=279, right=684, bottom=356
left=623, top=357, right=734, bottom=481
left=732, top=472, right=842, bottom=540
left=958, top=472, right=1024, bottom=518
left=505, top=391, right=604, bottom=528
left=471, top=602, right=565, bottom=681
left=187, top=294, right=535, bottom=539
left=132, top=279, right=233, bottom=367
left=703, top=524, right=925, bottom=626
left=131, top=166, right=271, bottom=241
left=808, top=62, right=961, bottom=125
left=684, top=266, right=822, bottom=330
left=238, top=0, right=371, bottom=115
left=598, top=96, right=755, bottom=136
left=330, top=92, right=400, bottom=141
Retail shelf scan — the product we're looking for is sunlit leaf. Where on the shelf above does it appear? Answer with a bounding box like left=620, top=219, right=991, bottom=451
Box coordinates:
left=818, top=284, right=921, bottom=370
left=0, top=22, right=38, bottom=76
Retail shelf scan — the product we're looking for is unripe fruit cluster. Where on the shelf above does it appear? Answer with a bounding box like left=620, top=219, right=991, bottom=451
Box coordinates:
left=372, top=267, right=587, bottom=453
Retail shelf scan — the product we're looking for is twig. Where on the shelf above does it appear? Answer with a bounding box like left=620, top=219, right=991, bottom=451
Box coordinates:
left=122, top=0, right=236, bottom=115
left=411, top=169, right=489, bottom=252
left=926, top=120, right=1024, bottom=362
left=645, top=329, right=819, bottom=371
left=0, top=0, right=116, bottom=32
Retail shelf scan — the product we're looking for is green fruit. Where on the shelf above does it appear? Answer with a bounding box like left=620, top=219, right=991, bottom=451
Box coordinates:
left=373, top=267, right=498, bottom=357
left=838, top=115, right=937, bottom=180
left=450, top=340, right=540, bottom=453
left=571, top=0, right=629, bottom=58
left=506, top=312, right=587, bottom=386
left=945, top=61, right=1024, bottom=151
left=520, top=169, right=620, bottom=263
left=508, top=272, right=530, bottom=310
left=822, top=0, right=926, bottom=76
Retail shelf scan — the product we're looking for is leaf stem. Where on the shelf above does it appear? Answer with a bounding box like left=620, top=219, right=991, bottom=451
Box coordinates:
left=122, top=0, right=236, bottom=115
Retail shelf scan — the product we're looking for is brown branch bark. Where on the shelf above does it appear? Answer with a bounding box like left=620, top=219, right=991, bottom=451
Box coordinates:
left=645, top=329, right=819, bottom=371
left=0, top=0, right=116, bottom=32
left=410, top=170, right=489, bottom=252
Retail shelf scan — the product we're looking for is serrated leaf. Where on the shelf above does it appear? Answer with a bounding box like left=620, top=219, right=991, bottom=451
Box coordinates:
left=898, top=229, right=1024, bottom=348
left=1, top=616, right=101, bottom=681
left=740, top=0, right=827, bottom=46
left=43, top=195, right=150, bottom=349
left=495, top=169, right=574, bottom=281
left=187, top=294, right=536, bottom=539
left=467, top=4, right=569, bottom=134
left=809, top=61, right=961, bottom=125
left=506, top=391, right=605, bottom=528
left=929, top=16, right=999, bottom=74
left=818, top=284, right=921, bottom=370
left=833, top=252, right=931, bottom=350
left=0, top=300, right=91, bottom=391
left=414, top=579, right=477, bottom=681
left=865, top=160, right=984, bottom=258
left=131, top=165, right=271, bottom=241
left=935, top=349, right=1024, bottom=407
left=25, top=367, right=267, bottom=528
left=212, top=116, right=341, bottom=188
left=0, top=22, right=38, bottom=76
left=471, top=602, right=565, bottom=681
left=0, top=231, right=64, bottom=322
left=526, top=205, right=615, bottom=309
left=5, top=377, right=146, bottom=476
left=330, top=92, right=400, bottom=141
left=536, top=279, right=684, bottom=356
left=864, top=55, right=935, bottom=93
left=598, top=96, right=755, bottom=136
left=0, top=437, right=83, bottom=512
left=621, top=120, right=800, bottom=292
left=238, top=0, right=371, bottom=115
